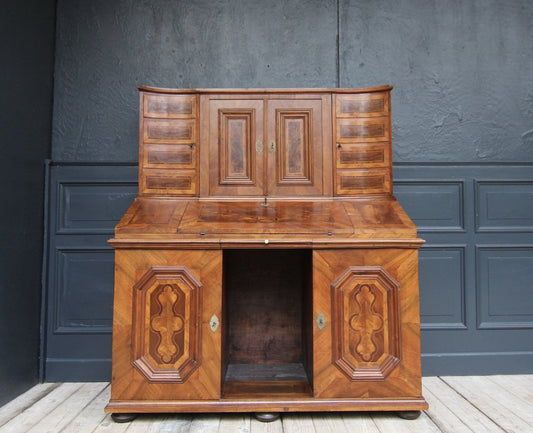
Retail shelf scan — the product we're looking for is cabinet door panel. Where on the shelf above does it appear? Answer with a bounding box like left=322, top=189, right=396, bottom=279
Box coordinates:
left=312, top=249, right=423, bottom=399
left=110, top=250, right=222, bottom=401
left=267, top=99, right=325, bottom=196
left=208, top=100, right=264, bottom=196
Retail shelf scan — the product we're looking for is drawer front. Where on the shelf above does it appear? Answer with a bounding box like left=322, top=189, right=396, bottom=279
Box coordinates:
left=336, top=169, right=391, bottom=196
left=143, top=119, right=197, bottom=144
left=336, top=143, right=390, bottom=169
left=143, top=144, right=196, bottom=169
left=141, top=168, right=197, bottom=196
left=143, top=94, right=196, bottom=118
left=335, top=92, right=389, bottom=117
left=336, top=117, right=389, bottom=143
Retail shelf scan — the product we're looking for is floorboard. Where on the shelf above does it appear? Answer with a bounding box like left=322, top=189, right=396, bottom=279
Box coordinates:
left=0, top=376, right=532, bottom=433
left=442, top=376, right=533, bottom=433
left=0, top=383, right=59, bottom=428
left=424, top=376, right=505, bottom=433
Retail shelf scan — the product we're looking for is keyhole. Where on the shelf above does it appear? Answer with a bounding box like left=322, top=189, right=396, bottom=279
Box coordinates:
left=316, top=313, right=326, bottom=330
left=209, top=314, right=219, bottom=332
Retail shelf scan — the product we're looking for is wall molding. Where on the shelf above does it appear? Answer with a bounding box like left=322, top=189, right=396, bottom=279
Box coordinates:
left=394, top=179, right=465, bottom=233
left=57, top=181, right=137, bottom=235
left=43, top=162, right=533, bottom=379
left=53, top=247, right=114, bottom=335
left=475, top=180, right=533, bottom=233
left=476, top=245, right=533, bottom=330
left=419, top=245, right=467, bottom=330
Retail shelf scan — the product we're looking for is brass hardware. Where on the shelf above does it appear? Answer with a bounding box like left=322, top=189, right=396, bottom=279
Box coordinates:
left=269, top=140, right=276, bottom=153
left=336, top=143, right=342, bottom=149
left=209, top=314, right=219, bottom=332
left=256, top=140, right=263, bottom=153
left=316, top=313, right=326, bottom=330
left=189, top=143, right=195, bottom=149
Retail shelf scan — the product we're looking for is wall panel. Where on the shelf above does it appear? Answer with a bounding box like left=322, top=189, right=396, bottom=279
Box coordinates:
left=44, top=164, right=137, bottom=380
left=43, top=163, right=533, bottom=378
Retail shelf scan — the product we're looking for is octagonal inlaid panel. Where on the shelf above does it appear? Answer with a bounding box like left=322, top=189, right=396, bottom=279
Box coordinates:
left=132, top=266, right=202, bottom=383
left=331, top=266, right=401, bottom=381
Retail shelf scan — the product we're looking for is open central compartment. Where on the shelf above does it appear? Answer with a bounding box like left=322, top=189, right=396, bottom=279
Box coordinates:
left=223, top=249, right=313, bottom=398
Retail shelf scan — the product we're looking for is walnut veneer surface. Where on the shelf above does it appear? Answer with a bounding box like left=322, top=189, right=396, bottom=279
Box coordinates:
left=106, top=87, right=428, bottom=417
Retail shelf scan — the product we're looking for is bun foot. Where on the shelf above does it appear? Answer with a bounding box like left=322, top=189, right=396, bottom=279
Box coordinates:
left=254, top=413, right=280, bottom=422
left=396, top=410, right=421, bottom=420
left=111, top=413, right=137, bottom=423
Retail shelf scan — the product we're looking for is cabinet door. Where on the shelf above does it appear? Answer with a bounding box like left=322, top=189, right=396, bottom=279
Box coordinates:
left=312, top=249, right=423, bottom=399
left=267, top=98, right=326, bottom=196
left=208, top=99, right=264, bottom=196
left=110, top=250, right=222, bottom=401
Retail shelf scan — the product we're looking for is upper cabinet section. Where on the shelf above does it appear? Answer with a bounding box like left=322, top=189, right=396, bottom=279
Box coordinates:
left=139, top=93, right=199, bottom=196
left=202, top=94, right=331, bottom=197
left=333, top=92, right=392, bottom=197
left=137, top=87, right=393, bottom=199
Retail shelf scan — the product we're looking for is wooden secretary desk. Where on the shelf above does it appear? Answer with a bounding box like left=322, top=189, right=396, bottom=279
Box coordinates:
left=105, top=86, right=428, bottom=422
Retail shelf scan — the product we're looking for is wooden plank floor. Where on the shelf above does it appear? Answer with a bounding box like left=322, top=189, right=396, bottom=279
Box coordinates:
left=1, top=376, right=532, bottom=433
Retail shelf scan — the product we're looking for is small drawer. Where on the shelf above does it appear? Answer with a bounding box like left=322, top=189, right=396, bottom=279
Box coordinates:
left=335, top=169, right=392, bottom=196
left=336, top=92, right=389, bottom=117
left=142, top=143, right=196, bottom=169
left=141, top=168, right=197, bottom=196
left=336, top=117, right=389, bottom=143
left=143, top=119, right=196, bottom=144
left=336, top=143, right=390, bottom=169
left=143, top=94, right=196, bottom=118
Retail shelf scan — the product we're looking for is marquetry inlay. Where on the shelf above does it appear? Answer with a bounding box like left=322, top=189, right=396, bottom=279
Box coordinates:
left=331, top=266, right=401, bottom=381
left=150, top=284, right=185, bottom=364
left=131, top=266, right=202, bottom=383
left=349, top=284, right=384, bottom=362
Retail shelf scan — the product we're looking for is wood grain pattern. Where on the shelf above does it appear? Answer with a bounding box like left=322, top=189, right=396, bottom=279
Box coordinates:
left=109, top=250, right=222, bottom=402
left=335, top=92, right=390, bottom=118
left=108, top=87, right=425, bottom=417
left=139, top=91, right=199, bottom=197
left=224, top=250, right=310, bottom=365
left=336, top=118, right=390, bottom=143
left=331, top=266, right=401, bottom=380
left=144, top=119, right=196, bottom=144
left=144, top=94, right=196, bottom=118
left=10, top=377, right=533, bottom=431
left=143, top=144, right=196, bottom=169
left=208, top=99, right=264, bottom=196
left=141, top=168, right=197, bottom=196
left=131, top=267, right=202, bottom=383
left=267, top=98, right=327, bottom=197
left=336, top=169, right=392, bottom=196
left=177, top=201, right=353, bottom=235
left=313, top=249, right=423, bottom=399
left=336, top=143, right=390, bottom=169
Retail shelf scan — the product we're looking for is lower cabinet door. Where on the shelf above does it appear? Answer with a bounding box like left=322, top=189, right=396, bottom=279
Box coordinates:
left=312, top=249, right=423, bottom=399
left=110, top=250, right=222, bottom=401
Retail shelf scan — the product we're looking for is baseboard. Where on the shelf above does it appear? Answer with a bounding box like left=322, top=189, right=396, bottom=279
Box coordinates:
left=45, top=359, right=111, bottom=382
left=422, top=352, right=533, bottom=376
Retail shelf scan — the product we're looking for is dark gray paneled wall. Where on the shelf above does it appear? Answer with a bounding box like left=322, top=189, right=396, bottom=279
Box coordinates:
left=340, top=0, right=533, bottom=162
left=44, top=0, right=533, bottom=380
left=52, top=0, right=533, bottom=163
left=52, top=0, right=337, bottom=161
left=0, top=2, right=56, bottom=405
left=44, top=163, right=533, bottom=379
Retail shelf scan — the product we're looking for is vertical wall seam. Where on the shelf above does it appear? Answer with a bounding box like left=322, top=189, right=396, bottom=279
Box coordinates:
left=336, top=0, right=340, bottom=87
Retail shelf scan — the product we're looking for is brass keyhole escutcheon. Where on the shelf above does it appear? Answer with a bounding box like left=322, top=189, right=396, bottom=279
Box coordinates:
left=316, top=313, right=326, bottom=330
left=209, top=314, right=219, bottom=332
left=269, top=140, right=276, bottom=153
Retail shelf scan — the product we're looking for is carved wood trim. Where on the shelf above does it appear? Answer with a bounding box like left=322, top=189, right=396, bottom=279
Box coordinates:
left=132, top=266, right=202, bottom=383
left=331, top=266, right=401, bottom=381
